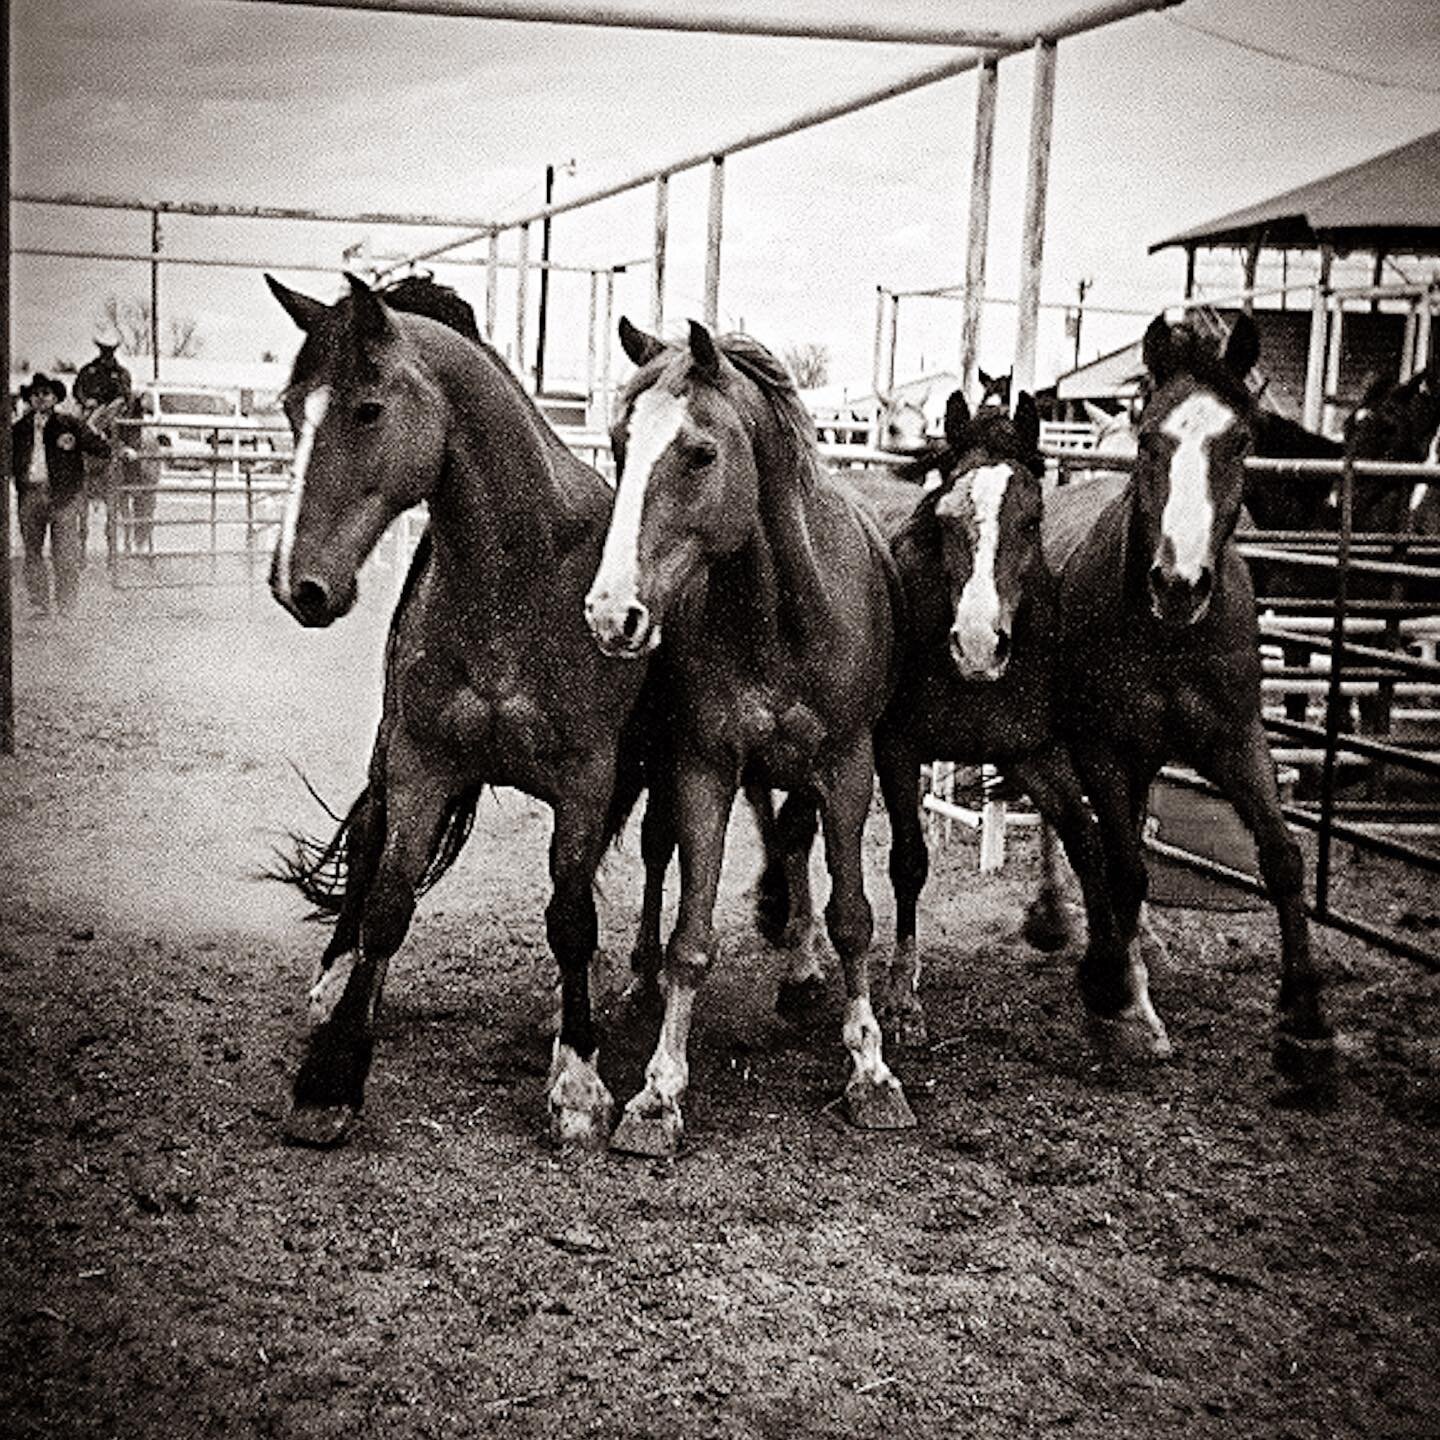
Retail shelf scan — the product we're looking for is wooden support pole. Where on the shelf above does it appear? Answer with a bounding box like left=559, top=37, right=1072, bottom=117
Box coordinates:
left=958, top=56, right=998, bottom=401
left=599, top=269, right=616, bottom=428
left=1012, top=38, right=1057, bottom=397
left=1, top=0, right=13, bottom=755
left=886, top=292, right=899, bottom=394
left=651, top=174, right=669, bottom=333
left=1302, top=245, right=1333, bottom=433
left=704, top=156, right=725, bottom=329
left=586, top=270, right=599, bottom=423
left=515, top=223, right=530, bottom=381
left=485, top=230, right=500, bottom=339
left=1241, top=237, right=1261, bottom=313
left=150, top=210, right=162, bottom=381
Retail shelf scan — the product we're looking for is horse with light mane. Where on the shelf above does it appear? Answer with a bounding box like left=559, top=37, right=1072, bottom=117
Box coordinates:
left=585, top=318, right=913, bottom=1155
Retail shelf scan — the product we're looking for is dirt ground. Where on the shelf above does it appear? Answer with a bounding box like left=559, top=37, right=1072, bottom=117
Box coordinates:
left=2, top=565, right=1438, bottom=1439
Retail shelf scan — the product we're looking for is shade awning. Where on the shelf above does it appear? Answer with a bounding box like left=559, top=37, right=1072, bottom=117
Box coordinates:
left=1150, top=129, right=1440, bottom=255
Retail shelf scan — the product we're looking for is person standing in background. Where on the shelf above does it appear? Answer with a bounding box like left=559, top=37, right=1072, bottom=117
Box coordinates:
left=11, top=374, right=111, bottom=617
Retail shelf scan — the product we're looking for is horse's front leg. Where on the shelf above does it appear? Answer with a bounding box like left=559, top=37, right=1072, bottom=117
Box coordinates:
left=823, top=737, right=915, bottom=1129
left=874, top=727, right=929, bottom=1048
left=1195, top=716, right=1336, bottom=1094
left=545, top=755, right=619, bottom=1149
left=1071, top=744, right=1169, bottom=1063
left=611, top=759, right=735, bottom=1157
left=1015, top=746, right=1170, bottom=1060
left=287, top=734, right=464, bottom=1148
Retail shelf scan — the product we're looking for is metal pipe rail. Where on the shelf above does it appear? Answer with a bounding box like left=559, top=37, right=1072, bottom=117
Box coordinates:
left=1261, top=627, right=1440, bottom=683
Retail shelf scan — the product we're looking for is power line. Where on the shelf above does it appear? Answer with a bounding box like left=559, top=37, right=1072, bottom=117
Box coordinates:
left=1163, top=14, right=1440, bottom=96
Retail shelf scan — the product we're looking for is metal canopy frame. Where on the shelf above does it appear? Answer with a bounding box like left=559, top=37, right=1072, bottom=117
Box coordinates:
left=3, top=0, right=1178, bottom=757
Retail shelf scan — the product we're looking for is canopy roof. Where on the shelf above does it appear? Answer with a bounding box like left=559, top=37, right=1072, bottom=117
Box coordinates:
left=1150, top=128, right=1440, bottom=256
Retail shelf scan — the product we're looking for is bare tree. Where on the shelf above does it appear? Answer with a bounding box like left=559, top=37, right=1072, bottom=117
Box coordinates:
left=782, top=341, right=830, bottom=390
left=94, top=295, right=204, bottom=359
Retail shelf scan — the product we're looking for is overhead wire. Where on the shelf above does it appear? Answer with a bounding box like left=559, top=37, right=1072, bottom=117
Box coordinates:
left=1163, top=13, right=1440, bottom=96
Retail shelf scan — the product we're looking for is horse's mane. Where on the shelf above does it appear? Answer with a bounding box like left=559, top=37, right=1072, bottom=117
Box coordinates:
left=619, top=330, right=823, bottom=497
left=378, top=273, right=481, bottom=344
left=1148, top=320, right=1254, bottom=420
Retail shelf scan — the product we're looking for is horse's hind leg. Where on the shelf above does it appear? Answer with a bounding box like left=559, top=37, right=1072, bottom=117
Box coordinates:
left=1197, top=718, right=1335, bottom=1096
left=875, top=729, right=929, bottom=1049
left=745, top=781, right=789, bottom=946
left=1017, top=748, right=1170, bottom=1060
left=772, top=789, right=826, bottom=1022
left=287, top=740, right=463, bottom=1148
left=545, top=762, right=621, bottom=1149
left=823, top=739, right=914, bottom=1130
left=626, top=776, right=675, bottom=1009
left=1022, top=821, right=1074, bottom=953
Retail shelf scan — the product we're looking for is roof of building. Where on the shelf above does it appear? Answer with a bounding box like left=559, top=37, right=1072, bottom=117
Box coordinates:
left=1150, top=128, right=1440, bottom=256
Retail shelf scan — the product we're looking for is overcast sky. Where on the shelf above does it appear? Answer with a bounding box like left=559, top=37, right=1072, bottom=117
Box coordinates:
left=10, top=0, right=1440, bottom=394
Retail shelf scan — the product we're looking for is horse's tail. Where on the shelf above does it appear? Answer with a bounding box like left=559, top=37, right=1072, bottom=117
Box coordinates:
left=270, top=774, right=484, bottom=920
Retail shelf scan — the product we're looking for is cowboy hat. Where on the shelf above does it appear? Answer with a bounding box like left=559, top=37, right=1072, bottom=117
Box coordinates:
left=20, top=373, right=67, bottom=402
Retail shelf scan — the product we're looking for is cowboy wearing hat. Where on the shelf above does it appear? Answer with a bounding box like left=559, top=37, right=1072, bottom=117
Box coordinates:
left=11, top=373, right=112, bottom=617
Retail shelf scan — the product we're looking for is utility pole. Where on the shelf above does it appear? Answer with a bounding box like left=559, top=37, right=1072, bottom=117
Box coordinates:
left=535, top=164, right=554, bottom=396
left=1071, top=276, right=1092, bottom=369
left=534, top=158, right=575, bottom=397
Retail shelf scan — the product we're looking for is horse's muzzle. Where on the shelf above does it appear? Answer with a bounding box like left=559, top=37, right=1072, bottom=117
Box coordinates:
left=584, top=593, right=658, bottom=660
left=1148, top=564, right=1212, bottom=627
left=272, top=568, right=355, bottom=628
left=949, top=624, right=1010, bottom=681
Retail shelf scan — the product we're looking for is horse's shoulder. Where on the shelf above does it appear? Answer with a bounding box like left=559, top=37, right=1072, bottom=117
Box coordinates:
left=1043, top=473, right=1128, bottom=574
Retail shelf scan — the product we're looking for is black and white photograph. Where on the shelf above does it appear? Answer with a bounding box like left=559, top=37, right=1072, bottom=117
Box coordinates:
left=3, top=2, right=1438, bottom=1435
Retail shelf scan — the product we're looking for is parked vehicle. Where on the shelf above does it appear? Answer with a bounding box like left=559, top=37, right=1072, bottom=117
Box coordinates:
left=137, top=382, right=289, bottom=476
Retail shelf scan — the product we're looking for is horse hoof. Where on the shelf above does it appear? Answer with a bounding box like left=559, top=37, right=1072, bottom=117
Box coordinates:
left=284, top=1102, right=359, bottom=1148
left=550, top=1101, right=613, bottom=1151
left=844, top=1075, right=917, bottom=1131
left=1022, top=897, right=1071, bottom=953
left=775, top=975, right=826, bottom=1024
left=1086, top=1007, right=1173, bottom=1063
left=610, top=1106, right=684, bottom=1158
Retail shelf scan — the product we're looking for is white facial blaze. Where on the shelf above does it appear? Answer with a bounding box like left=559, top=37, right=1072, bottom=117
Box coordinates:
left=954, top=464, right=1009, bottom=667
left=275, top=385, right=331, bottom=599
left=590, top=388, right=686, bottom=611
left=1159, top=392, right=1232, bottom=583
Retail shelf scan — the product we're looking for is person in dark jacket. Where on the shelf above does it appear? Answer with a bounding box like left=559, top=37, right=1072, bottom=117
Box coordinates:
left=11, top=374, right=110, bottom=616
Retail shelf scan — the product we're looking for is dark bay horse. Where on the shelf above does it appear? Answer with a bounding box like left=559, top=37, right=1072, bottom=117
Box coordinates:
left=1040, top=313, right=1334, bottom=1093
left=873, top=392, right=1164, bottom=1055
left=265, top=272, right=659, bottom=1149
left=585, top=319, right=913, bottom=1154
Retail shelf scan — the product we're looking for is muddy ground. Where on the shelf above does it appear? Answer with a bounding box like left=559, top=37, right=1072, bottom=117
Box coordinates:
left=1, top=569, right=1438, bottom=1439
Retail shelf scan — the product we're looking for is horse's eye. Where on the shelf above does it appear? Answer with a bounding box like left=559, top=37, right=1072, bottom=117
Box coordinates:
left=354, top=401, right=382, bottom=425
left=688, top=442, right=717, bottom=470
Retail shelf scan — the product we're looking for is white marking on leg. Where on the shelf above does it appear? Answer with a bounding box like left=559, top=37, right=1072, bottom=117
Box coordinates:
left=307, top=947, right=355, bottom=1026
left=587, top=388, right=685, bottom=623
left=548, top=1038, right=614, bottom=1144
left=274, top=385, right=331, bottom=602
left=1159, top=393, right=1232, bottom=583
left=842, top=995, right=899, bottom=1090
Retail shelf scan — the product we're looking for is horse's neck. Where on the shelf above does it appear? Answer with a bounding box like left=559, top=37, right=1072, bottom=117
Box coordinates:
left=427, top=348, right=592, bottom=590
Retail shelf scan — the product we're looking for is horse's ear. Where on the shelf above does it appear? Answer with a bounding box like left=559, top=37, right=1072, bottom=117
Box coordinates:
left=1224, top=312, right=1260, bottom=378
left=979, top=368, right=994, bottom=388
left=618, top=316, right=664, bottom=368
left=346, top=272, right=393, bottom=342
left=1142, top=314, right=1175, bottom=383
left=1012, top=392, right=1040, bottom=454
left=266, top=274, right=328, bottom=333
left=688, top=320, right=720, bottom=378
left=943, top=389, right=972, bottom=451
left=1083, top=399, right=1112, bottom=429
